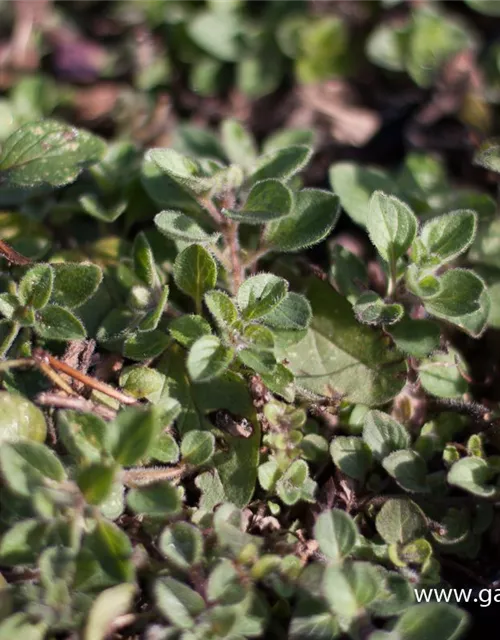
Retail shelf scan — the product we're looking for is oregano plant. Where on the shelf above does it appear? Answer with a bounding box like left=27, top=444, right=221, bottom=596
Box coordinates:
left=0, top=112, right=498, bottom=640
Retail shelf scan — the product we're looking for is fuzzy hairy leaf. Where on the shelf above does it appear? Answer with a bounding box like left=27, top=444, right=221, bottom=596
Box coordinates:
left=51, top=263, right=102, bottom=309
left=34, top=305, right=86, bottom=340
left=419, top=210, right=477, bottom=265
left=0, top=120, right=106, bottom=187
left=376, top=498, right=427, bottom=544
left=237, top=273, right=288, bottom=320
left=354, top=292, right=404, bottom=326
left=18, top=264, right=53, bottom=309
left=363, top=411, right=411, bottom=461
left=155, top=210, right=220, bottom=244
left=187, top=335, right=233, bottom=383
left=368, top=191, right=417, bottom=263
left=390, top=603, right=469, bottom=640
left=174, top=244, right=218, bottom=306
left=264, top=189, right=340, bottom=252
left=223, top=179, right=293, bottom=224
left=422, top=269, right=486, bottom=318
left=249, top=145, right=313, bottom=184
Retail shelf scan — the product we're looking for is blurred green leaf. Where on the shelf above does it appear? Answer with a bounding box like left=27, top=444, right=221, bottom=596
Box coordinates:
left=0, top=120, right=106, bottom=187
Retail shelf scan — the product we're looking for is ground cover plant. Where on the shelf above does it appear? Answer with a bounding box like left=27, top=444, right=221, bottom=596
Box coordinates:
left=3, top=1, right=500, bottom=639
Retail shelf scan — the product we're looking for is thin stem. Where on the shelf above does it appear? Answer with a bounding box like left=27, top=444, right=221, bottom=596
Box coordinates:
left=226, top=221, right=244, bottom=294
left=36, top=392, right=117, bottom=421
left=122, top=464, right=188, bottom=487
left=242, top=246, right=271, bottom=270
left=37, top=361, right=77, bottom=396
left=200, top=197, right=224, bottom=226
left=386, top=257, right=398, bottom=300
left=0, top=357, right=33, bottom=372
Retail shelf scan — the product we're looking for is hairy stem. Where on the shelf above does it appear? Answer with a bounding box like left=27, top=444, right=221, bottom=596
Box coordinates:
left=226, top=221, right=244, bottom=294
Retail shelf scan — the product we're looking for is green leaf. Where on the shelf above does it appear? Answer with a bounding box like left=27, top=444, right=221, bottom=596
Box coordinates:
left=84, top=584, right=135, bottom=640
left=237, top=273, right=288, bottom=320
left=88, top=518, right=134, bottom=582
left=0, top=294, right=19, bottom=320
left=238, top=345, right=276, bottom=376
left=161, top=347, right=259, bottom=507
left=154, top=210, right=220, bottom=244
left=187, top=335, right=233, bottom=383
left=375, top=498, right=427, bottom=544
left=330, top=245, right=369, bottom=302
left=362, top=410, right=410, bottom=461
left=329, top=162, right=394, bottom=227
left=367, top=191, right=417, bottom=263
left=207, top=558, right=246, bottom=605
left=127, top=480, right=181, bottom=516
left=387, top=318, right=440, bottom=358
left=447, top=457, right=499, bottom=498
left=264, top=189, right=340, bottom=252
left=18, top=264, right=53, bottom=309
left=204, top=290, right=239, bottom=328
left=422, top=269, right=485, bottom=318
left=123, top=329, right=170, bottom=361
left=119, top=366, right=165, bottom=401
left=58, top=411, right=106, bottom=463
left=138, top=285, right=169, bottom=332
left=447, top=287, right=490, bottom=338
left=0, top=392, right=47, bottom=444
left=169, top=314, right=212, bottom=348
left=419, top=210, right=477, bottom=265
left=159, top=522, right=204, bottom=570
left=276, top=459, right=317, bottom=505
left=188, top=10, right=245, bottom=62
left=154, top=576, right=206, bottom=629
left=0, top=120, right=106, bottom=187
left=0, top=320, right=19, bottom=357
left=474, top=137, right=500, bottom=172
left=223, top=179, right=293, bottom=224
left=220, top=119, right=257, bottom=169
left=280, top=278, right=406, bottom=406
left=382, top=449, right=429, bottom=493
left=314, top=509, right=358, bottom=563
left=0, top=519, right=49, bottom=565
left=149, top=431, right=180, bottom=464
left=174, top=244, right=217, bottom=307
left=263, top=128, right=314, bottom=154
left=249, top=145, right=313, bottom=184
left=132, top=232, right=158, bottom=287
left=181, top=430, right=215, bottom=466
left=148, top=148, right=217, bottom=195
left=0, top=613, right=48, bottom=639
left=353, top=291, right=404, bottom=326
left=391, top=603, right=469, bottom=640
left=406, top=7, right=474, bottom=87
left=330, top=436, right=372, bottom=482
left=108, top=407, right=159, bottom=466
left=77, top=463, right=116, bottom=505
left=261, top=292, right=312, bottom=330
left=34, top=305, right=85, bottom=340
left=51, top=263, right=102, bottom=309
left=322, top=562, right=381, bottom=623
left=419, top=347, right=469, bottom=399
left=0, top=441, right=66, bottom=497
left=141, top=151, right=204, bottom=212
